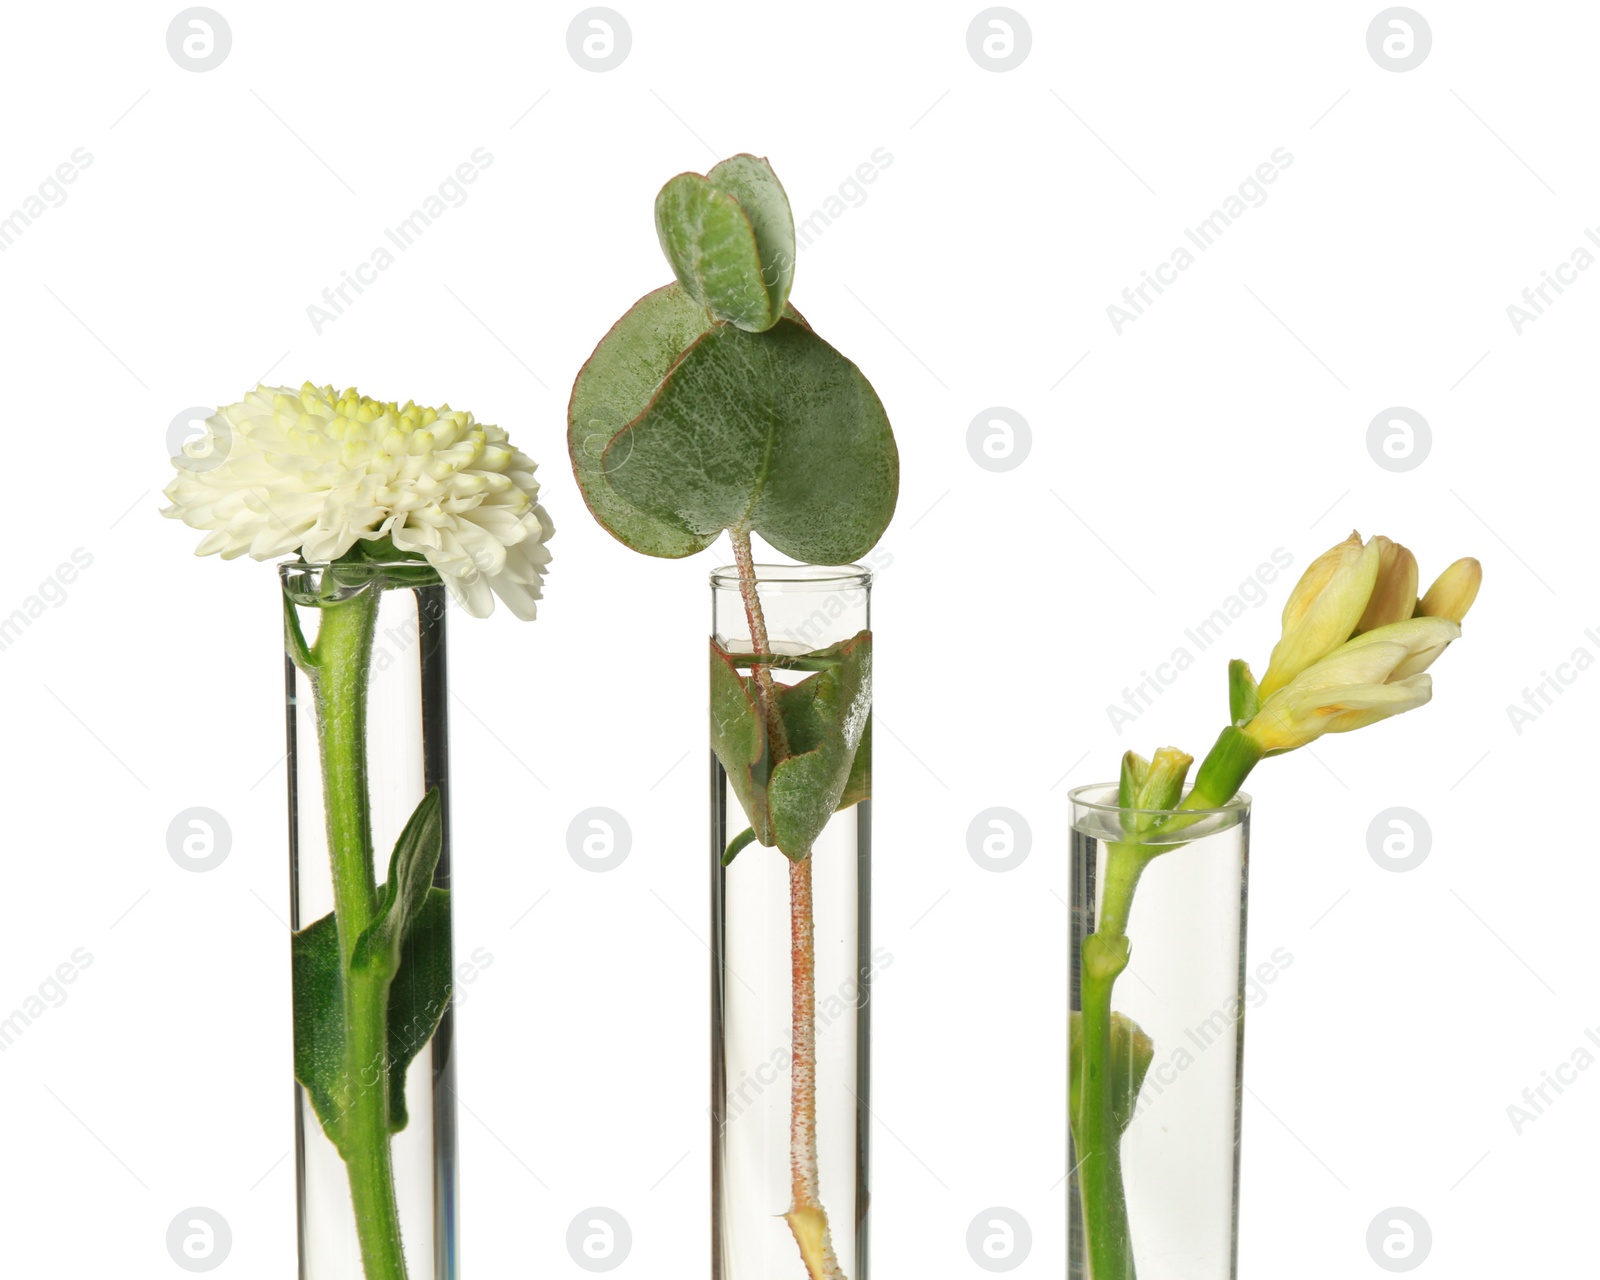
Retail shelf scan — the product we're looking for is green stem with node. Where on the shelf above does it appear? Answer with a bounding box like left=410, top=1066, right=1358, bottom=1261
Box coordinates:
left=1075, top=844, right=1142, bottom=1280
left=307, top=587, right=410, bottom=1280
left=1075, top=728, right=1264, bottom=1277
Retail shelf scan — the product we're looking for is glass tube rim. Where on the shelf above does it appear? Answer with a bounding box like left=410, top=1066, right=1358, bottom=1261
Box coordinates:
left=710, top=561, right=873, bottom=592
left=1068, top=782, right=1251, bottom=843
left=279, top=554, right=444, bottom=603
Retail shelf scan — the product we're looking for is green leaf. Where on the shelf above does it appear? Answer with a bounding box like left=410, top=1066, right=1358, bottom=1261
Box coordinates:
left=711, top=633, right=873, bottom=863
left=292, top=887, right=454, bottom=1151
left=602, top=319, right=898, bottom=565
left=568, top=284, right=819, bottom=560
left=383, top=887, right=453, bottom=1134
left=836, top=713, right=871, bottom=812
left=291, top=906, right=353, bottom=1147
left=351, top=788, right=443, bottom=980
left=1069, top=1009, right=1155, bottom=1137
left=722, top=826, right=758, bottom=866
left=655, top=156, right=794, bottom=332
left=769, top=632, right=871, bottom=858
left=710, top=640, right=772, bottom=847
left=655, top=175, right=770, bottom=331
left=723, top=715, right=868, bottom=865
left=704, top=154, right=795, bottom=323
left=1229, top=658, right=1261, bottom=724
left=568, top=284, right=720, bottom=559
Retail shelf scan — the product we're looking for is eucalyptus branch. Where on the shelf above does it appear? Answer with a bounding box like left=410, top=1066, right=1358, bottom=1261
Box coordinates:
left=569, top=152, right=896, bottom=1280
left=729, top=525, right=790, bottom=759
left=727, top=530, right=845, bottom=1280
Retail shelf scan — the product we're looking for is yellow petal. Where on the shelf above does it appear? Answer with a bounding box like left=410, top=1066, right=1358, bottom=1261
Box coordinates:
left=1258, top=532, right=1381, bottom=697
left=1245, top=674, right=1433, bottom=753
left=1356, top=536, right=1419, bottom=632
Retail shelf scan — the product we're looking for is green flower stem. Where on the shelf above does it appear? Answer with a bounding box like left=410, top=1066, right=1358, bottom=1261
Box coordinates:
left=1076, top=843, right=1144, bottom=1280
left=1092, top=842, right=1153, bottom=939
left=310, top=587, right=409, bottom=1280
left=1076, top=726, right=1264, bottom=1276
left=1181, top=726, right=1264, bottom=814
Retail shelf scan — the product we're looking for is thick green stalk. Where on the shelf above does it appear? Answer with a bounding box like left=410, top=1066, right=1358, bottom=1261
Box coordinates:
left=1182, top=726, right=1264, bottom=814
left=1076, top=726, right=1261, bottom=1275
left=1078, top=961, right=1130, bottom=1276
left=1091, top=843, right=1151, bottom=939
left=1075, top=843, right=1144, bottom=1280
left=312, top=587, right=409, bottom=1280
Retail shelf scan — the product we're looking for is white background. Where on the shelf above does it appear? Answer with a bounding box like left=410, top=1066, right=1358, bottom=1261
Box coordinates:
left=1, top=1, right=1593, bottom=1275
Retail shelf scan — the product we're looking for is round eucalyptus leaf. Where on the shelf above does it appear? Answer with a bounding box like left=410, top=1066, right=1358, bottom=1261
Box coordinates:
left=567, top=284, right=718, bottom=558
left=655, top=155, right=795, bottom=333
left=704, top=154, right=795, bottom=322
left=601, top=317, right=898, bottom=565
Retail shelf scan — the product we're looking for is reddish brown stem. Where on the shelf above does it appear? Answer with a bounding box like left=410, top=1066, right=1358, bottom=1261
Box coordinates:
left=726, top=527, right=844, bottom=1280
left=729, top=525, right=789, bottom=757
left=788, top=855, right=820, bottom=1207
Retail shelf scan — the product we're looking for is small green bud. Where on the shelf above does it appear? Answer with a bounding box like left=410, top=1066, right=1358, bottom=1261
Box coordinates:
left=1139, top=747, right=1192, bottom=812
left=1121, top=746, right=1193, bottom=833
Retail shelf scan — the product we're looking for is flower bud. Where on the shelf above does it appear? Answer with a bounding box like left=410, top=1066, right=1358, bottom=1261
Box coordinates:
left=1355, top=536, right=1419, bottom=633
left=1418, top=557, right=1482, bottom=624
left=1120, top=746, right=1194, bottom=827
left=1258, top=532, right=1382, bottom=698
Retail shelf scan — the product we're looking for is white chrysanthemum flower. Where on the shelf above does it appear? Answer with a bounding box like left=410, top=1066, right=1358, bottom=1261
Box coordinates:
left=163, top=383, right=553, bottom=619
